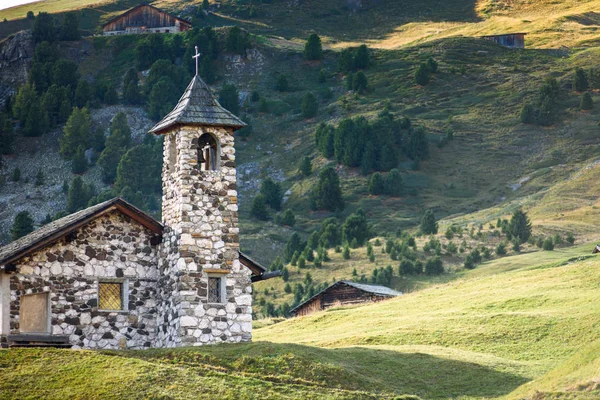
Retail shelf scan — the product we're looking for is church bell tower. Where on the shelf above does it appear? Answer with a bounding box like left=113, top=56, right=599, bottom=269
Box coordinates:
left=148, top=49, right=251, bottom=347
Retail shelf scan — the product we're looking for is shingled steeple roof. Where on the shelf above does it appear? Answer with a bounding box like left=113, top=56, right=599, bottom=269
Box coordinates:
left=148, top=75, right=246, bottom=135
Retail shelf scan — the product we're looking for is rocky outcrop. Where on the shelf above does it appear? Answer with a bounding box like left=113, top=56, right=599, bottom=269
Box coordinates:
left=0, top=30, right=34, bottom=104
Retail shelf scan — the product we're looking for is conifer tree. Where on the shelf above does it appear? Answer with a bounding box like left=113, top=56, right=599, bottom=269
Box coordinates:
left=59, top=107, right=91, bottom=159
left=385, top=168, right=403, bottom=196
left=353, top=44, right=369, bottom=69
left=98, top=112, right=131, bottom=183
left=60, top=13, right=80, bottom=41
left=415, top=63, right=430, bottom=86
left=310, top=167, right=344, bottom=211
left=276, top=74, right=289, bottom=92
left=299, top=156, right=312, bottom=176
left=11, top=211, right=34, bottom=241
left=34, top=169, right=44, bottom=186
left=520, top=103, right=535, bottom=124
left=359, top=142, right=376, bottom=175
left=219, top=83, right=239, bottom=115
left=23, top=100, right=48, bottom=137
left=352, top=71, right=368, bottom=94
left=426, top=57, right=438, bottom=73
left=315, top=122, right=334, bottom=158
left=71, top=146, right=88, bottom=174
left=368, top=172, right=385, bottom=195
left=580, top=92, right=593, bottom=110
left=301, top=92, right=318, bottom=119
left=114, top=145, right=162, bottom=195
left=407, top=127, right=429, bottom=160
left=342, top=208, right=370, bottom=247
left=260, top=177, right=283, bottom=210
left=574, top=67, right=589, bottom=92
left=509, top=209, right=532, bottom=244
left=66, top=176, right=93, bottom=213
left=420, top=209, right=438, bottom=234
left=338, top=48, right=354, bottom=73
left=74, top=79, right=92, bottom=108
left=304, top=34, right=323, bottom=61
left=251, top=194, right=268, bottom=220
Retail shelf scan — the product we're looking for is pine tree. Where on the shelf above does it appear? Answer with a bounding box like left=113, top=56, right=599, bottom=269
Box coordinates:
left=415, top=63, right=430, bottom=86
left=251, top=194, right=268, bottom=220
left=11, top=211, right=34, bottom=241
left=71, top=146, right=88, bottom=174
left=59, top=107, right=92, bottom=159
left=11, top=167, right=21, bottom=182
left=260, top=177, right=283, bottom=210
left=315, top=122, right=334, bottom=158
left=342, top=245, right=350, bottom=260
left=420, top=209, right=438, bottom=234
left=66, top=176, right=93, bottom=213
left=34, top=169, right=44, bottom=186
left=368, top=172, right=385, bottom=195
left=32, top=12, right=57, bottom=43
left=385, top=168, right=403, bottom=196
left=114, top=145, right=161, bottom=195
left=580, top=92, right=593, bottom=110
left=219, top=83, right=239, bottom=115
left=509, top=209, right=532, bottom=244
left=275, top=74, right=289, bottom=92
left=60, top=13, right=80, bottom=41
left=310, top=167, right=344, bottom=211
left=304, top=34, right=323, bottom=61
left=74, top=79, right=92, bottom=108
left=338, top=48, right=354, bottom=73
left=408, top=127, right=429, bottom=160
left=353, top=44, right=370, bottom=69
left=199, top=57, right=215, bottom=84
left=98, top=112, right=132, bottom=183
left=342, top=208, right=370, bottom=246
left=520, top=103, right=535, bottom=123
left=426, top=57, right=438, bottom=73
left=301, top=92, right=318, bottom=119
left=352, top=71, right=368, bottom=94
left=103, top=85, right=118, bottom=105
left=299, top=156, right=312, bottom=176
left=574, top=67, right=589, bottom=92
left=22, top=99, right=48, bottom=137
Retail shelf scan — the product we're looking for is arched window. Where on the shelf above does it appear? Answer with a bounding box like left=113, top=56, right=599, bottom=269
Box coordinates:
left=196, top=133, right=219, bottom=171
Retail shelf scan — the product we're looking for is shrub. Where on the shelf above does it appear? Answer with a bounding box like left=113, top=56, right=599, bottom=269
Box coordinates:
left=520, top=103, right=536, bottom=124
left=34, top=169, right=44, bottom=186
left=424, top=256, right=444, bottom=275
left=297, top=256, right=306, bottom=269
left=426, top=57, right=438, bottom=73
left=464, top=254, right=475, bottom=270
left=277, top=209, right=296, bottom=226
left=299, top=156, right=312, bottom=176
left=542, top=237, right=554, bottom=251
left=301, top=92, right=318, bottom=119
left=580, top=92, right=593, bottom=110
left=342, top=245, right=350, bottom=260
left=275, top=74, right=289, bottom=92
left=11, top=167, right=21, bottom=182
left=415, top=63, right=430, bottom=86
left=566, top=232, right=575, bottom=245
left=496, top=243, right=507, bottom=256
left=574, top=67, right=589, bottom=92
left=368, top=172, right=385, bottom=195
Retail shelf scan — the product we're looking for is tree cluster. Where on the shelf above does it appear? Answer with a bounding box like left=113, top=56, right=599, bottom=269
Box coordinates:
left=338, top=44, right=370, bottom=73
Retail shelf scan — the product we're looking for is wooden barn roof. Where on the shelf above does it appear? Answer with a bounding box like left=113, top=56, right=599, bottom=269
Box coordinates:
left=0, top=198, right=269, bottom=280
left=289, top=280, right=402, bottom=315
left=102, top=3, right=191, bottom=28
left=148, top=75, right=246, bottom=134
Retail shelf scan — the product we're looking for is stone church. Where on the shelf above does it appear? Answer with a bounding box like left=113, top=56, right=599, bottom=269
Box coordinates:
left=0, top=70, right=278, bottom=349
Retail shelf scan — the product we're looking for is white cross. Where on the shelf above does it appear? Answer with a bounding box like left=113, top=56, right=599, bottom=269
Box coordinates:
left=192, top=45, right=201, bottom=76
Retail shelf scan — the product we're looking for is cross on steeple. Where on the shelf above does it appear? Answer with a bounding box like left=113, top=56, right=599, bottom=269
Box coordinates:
left=192, top=46, right=201, bottom=76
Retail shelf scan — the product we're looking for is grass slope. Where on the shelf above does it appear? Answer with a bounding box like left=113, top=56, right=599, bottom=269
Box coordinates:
left=255, top=249, right=600, bottom=398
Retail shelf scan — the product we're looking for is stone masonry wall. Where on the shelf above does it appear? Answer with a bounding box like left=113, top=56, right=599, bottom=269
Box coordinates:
left=156, top=126, right=252, bottom=347
left=9, top=211, right=159, bottom=349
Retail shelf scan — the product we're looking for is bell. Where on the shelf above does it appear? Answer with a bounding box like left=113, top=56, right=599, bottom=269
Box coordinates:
left=197, top=149, right=205, bottom=164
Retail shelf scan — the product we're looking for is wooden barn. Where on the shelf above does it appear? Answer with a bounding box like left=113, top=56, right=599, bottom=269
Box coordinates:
left=290, top=281, right=401, bottom=317
left=481, top=33, right=526, bottom=49
left=102, top=4, right=191, bottom=36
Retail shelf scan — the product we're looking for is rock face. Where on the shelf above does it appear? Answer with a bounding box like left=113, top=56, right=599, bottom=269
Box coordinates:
left=155, top=125, right=252, bottom=347
left=7, top=211, right=159, bottom=349
left=0, top=30, right=34, bottom=104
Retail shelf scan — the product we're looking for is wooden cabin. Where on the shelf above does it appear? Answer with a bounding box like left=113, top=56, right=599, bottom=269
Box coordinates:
left=290, top=281, right=401, bottom=317
left=102, top=4, right=191, bottom=36
left=481, top=33, right=526, bottom=49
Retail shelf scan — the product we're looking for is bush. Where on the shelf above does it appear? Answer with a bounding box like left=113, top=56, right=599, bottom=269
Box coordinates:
left=424, top=256, right=444, bottom=275
left=301, top=92, right=318, bottom=119
left=342, top=245, right=350, bottom=260
left=368, top=172, right=385, bottom=195
left=542, top=237, right=554, bottom=251
left=275, top=74, right=289, bottom=92
left=520, top=103, right=536, bottom=124
left=580, top=92, right=593, bottom=110
left=574, top=67, right=589, bottom=92
left=464, top=254, right=475, bottom=270
left=277, top=209, right=296, bottom=226
left=34, top=169, right=44, bottom=186
left=496, top=243, right=507, bottom=256
left=299, top=156, right=312, bottom=176
left=426, top=57, right=438, bottom=73
left=415, top=63, right=430, bottom=86
left=566, top=232, right=575, bottom=245
left=11, top=167, right=20, bottom=182
left=399, top=259, right=417, bottom=275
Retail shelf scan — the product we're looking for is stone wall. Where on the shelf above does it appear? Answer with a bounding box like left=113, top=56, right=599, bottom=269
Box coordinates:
left=156, top=125, right=252, bottom=347
left=8, top=211, right=159, bottom=349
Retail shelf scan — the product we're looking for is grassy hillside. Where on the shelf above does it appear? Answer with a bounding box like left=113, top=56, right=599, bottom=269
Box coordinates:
left=2, top=248, right=600, bottom=399
left=255, top=249, right=600, bottom=398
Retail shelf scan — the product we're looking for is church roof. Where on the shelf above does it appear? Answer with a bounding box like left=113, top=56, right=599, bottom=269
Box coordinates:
left=0, top=198, right=268, bottom=279
left=148, top=75, right=246, bottom=135
left=0, top=198, right=163, bottom=266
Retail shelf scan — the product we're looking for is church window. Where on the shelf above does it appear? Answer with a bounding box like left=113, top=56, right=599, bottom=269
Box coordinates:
left=196, top=133, right=219, bottom=171
left=98, top=280, right=128, bottom=311
left=207, top=276, right=224, bottom=303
